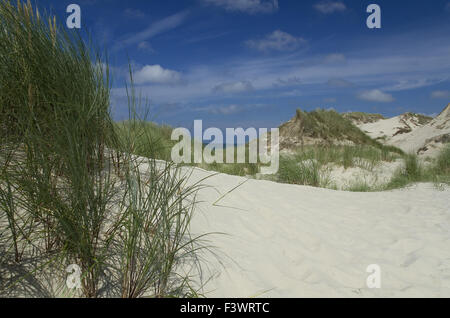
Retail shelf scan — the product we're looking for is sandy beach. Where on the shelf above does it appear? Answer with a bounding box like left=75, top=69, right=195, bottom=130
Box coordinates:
left=177, top=166, right=450, bottom=297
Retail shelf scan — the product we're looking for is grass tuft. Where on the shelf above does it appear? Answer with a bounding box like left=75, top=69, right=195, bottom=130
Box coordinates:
left=0, top=1, right=207, bottom=298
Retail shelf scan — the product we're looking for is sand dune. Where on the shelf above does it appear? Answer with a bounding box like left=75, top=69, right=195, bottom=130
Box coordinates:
left=175, top=165, right=450, bottom=297
left=359, top=104, right=450, bottom=157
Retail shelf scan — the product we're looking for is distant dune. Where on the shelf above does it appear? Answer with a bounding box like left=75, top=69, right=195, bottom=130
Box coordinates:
left=278, top=108, right=387, bottom=151
left=359, top=104, right=450, bottom=157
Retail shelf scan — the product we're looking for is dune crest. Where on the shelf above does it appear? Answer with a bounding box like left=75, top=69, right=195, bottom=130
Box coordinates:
left=359, top=104, right=450, bottom=157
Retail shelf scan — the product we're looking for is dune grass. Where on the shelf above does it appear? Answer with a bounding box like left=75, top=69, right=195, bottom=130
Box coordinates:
left=342, top=112, right=385, bottom=124
left=193, top=143, right=261, bottom=177
left=114, top=120, right=174, bottom=161
left=283, top=109, right=404, bottom=154
left=112, top=121, right=262, bottom=176
left=277, top=144, right=450, bottom=191
left=0, top=1, right=207, bottom=298
left=435, top=145, right=450, bottom=175
left=278, top=156, right=330, bottom=187
left=384, top=146, right=450, bottom=190
left=345, top=180, right=373, bottom=192
left=277, top=144, right=399, bottom=187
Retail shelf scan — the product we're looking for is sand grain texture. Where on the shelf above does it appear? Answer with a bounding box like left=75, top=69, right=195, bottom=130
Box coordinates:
left=176, top=166, right=450, bottom=297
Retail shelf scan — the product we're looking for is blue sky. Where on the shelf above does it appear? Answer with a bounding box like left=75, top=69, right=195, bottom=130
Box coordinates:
left=38, top=0, right=450, bottom=131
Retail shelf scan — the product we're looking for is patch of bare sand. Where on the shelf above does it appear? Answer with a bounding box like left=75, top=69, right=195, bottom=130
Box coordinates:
left=170, top=165, right=450, bottom=297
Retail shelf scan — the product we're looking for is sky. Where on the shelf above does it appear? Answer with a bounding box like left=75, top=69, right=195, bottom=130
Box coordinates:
left=36, top=0, right=450, bottom=132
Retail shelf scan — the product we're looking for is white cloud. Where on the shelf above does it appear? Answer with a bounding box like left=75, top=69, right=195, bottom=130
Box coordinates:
left=203, top=104, right=241, bottom=115
left=279, top=89, right=302, bottom=97
left=274, top=76, right=302, bottom=87
left=111, top=30, right=450, bottom=107
left=113, top=11, right=189, bottom=51
left=431, top=90, right=450, bottom=99
left=195, top=103, right=264, bottom=115
left=137, top=41, right=155, bottom=52
left=384, top=78, right=446, bottom=92
left=202, top=0, right=279, bottom=14
left=327, top=78, right=353, bottom=88
left=134, top=65, right=181, bottom=84
left=245, top=30, right=306, bottom=52
left=323, top=53, right=346, bottom=64
left=212, top=81, right=254, bottom=94
left=314, top=1, right=346, bottom=14
left=216, top=104, right=240, bottom=114
left=358, top=89, right=395, bottom=103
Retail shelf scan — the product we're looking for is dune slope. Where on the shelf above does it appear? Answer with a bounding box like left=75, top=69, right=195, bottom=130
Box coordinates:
left=177, top=166, right=450, bottom=297
left=359, top=105, right=450, bottom=157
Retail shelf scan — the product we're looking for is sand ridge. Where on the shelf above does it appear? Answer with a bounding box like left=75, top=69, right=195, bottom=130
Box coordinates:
left=168, top=164, right=450, bottom=297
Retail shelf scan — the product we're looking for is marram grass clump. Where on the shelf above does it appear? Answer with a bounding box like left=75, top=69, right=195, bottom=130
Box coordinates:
left=0, top=1, right=208, bottom=298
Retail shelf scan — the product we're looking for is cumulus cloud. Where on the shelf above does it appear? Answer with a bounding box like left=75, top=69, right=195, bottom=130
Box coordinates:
left=212, top=81, right=254, bottom=94
left=245, top=30, right=306, bottom=52
left=314, top=1, right=347, bottom=14
left=358, top=89, right=395, bottom=103
left=134, top=65, right=181, bottom=84
left=202, top=0, right=279, bottom=14
left=431, top=90, right=450, bottom=99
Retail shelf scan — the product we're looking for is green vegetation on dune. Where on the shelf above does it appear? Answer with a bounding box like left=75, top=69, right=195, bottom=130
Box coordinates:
left=281, top=109, right=404, bottom=155
left=110, top=104, right=449, bottom=192
left=435, top=145, right=450, bottom=175
left=385, top=146, right=450, bottom=190
left=284, top=144, right=398, bottom=169
left=0, top=1, right=114, bottom=147
left=342, top=112, right=385, bottom=124
left=192, top=143, right=261, bottom=176
left=278, top=144, right=450, bottom=191
left=0, top=1, right=207, bottom=298
left=112, top=107, right=409, bottom=180
left=277, top=144, right=400, bottom=188
left=114, top=120, right=175, bottom=161
left=295, top=109, right=374, bottom=143
left=403, top=112, right=433, bottom=125
left=278, top=155, right=330, bottom=187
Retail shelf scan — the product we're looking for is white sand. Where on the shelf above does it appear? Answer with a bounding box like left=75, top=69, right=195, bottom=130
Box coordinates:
left=359, top=115, right=421, bottom=142
left=326, top=159, right=404, bottom=190
left=177, top=166, right=450, bottom=297
left=359, top=105, right=450, bottom=157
